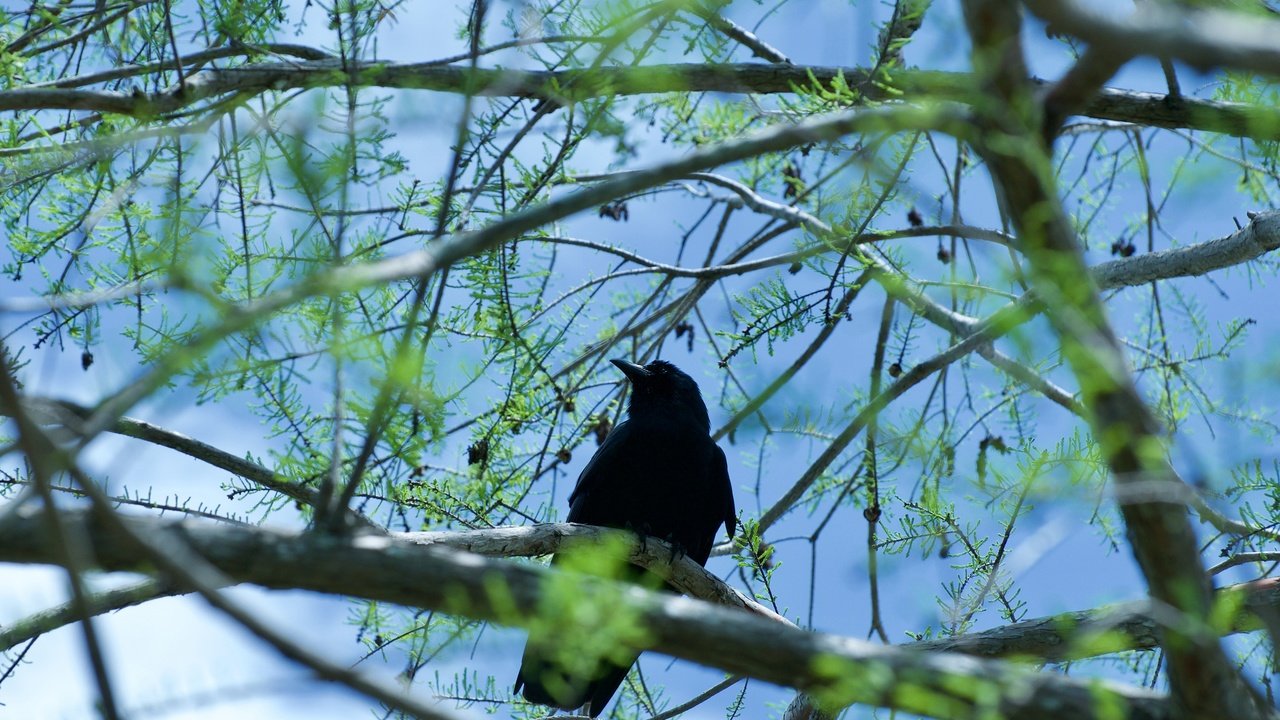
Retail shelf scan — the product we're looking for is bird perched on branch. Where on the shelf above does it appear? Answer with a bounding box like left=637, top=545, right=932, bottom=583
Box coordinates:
left=514, top=358, right=737, bottom=717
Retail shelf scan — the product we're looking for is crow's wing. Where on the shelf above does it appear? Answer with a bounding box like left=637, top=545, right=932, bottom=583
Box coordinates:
left=566, top=419, right=633, bottom=522
left=714, top=444, right=736, bottom=539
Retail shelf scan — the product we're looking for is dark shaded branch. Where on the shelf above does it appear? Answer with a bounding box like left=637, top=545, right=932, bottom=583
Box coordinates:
left=3, top=62, right=1278, bottom=140
left=1024, top=0, right=1280, bottom=78
left=962, top=0, right=1269, bottom=716
left=1209, top=554, right=1280, bottom=577
left=1, top=398, right=378, bottom=529
left=9, top=398, right=309, bottom=503
left=33, top=43, right=334, bottom=89
left=1041, top=45, right=1130, bottom=144
left=752, top=297, right=1036, bottom=537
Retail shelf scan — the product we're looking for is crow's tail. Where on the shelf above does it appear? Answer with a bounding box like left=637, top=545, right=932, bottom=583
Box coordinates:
left=514, top=559, right=662, bottom=716
left=514, top=648, right=637, bottom=717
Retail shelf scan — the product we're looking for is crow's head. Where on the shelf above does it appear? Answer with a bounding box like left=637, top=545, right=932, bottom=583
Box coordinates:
left=611, top=358, right=710, bottom=431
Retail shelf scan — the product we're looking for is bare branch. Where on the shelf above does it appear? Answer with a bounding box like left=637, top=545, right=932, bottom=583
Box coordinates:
left=0, top=580, right=177, bottom=652
left=405, top=523, right=788, bottom=625
left=31, top=43, right=335, bottom=89
left=10, top=522, right=1280, bottom=670
left=916, top=578, right=1280, bottom=660
left=0, top=353, right=122, bottom=720
left=1209, top=554, right=1280, bottom=577
left=9, top=398, right=310, bottom=503
left=689, top=6, right=790, bottom=63
left=1091, top=211, right=1280, bottom=290
left=0, top=508, right=1174, bottom=720
left=746, top=296, right=1037, bottom=540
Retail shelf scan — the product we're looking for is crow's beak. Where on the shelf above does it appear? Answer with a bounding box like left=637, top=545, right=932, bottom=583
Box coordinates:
left=610, top=358, right=652, bottom=382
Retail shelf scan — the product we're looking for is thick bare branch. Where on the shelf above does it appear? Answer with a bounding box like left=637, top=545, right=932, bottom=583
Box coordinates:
left=9, top=522, right=1280, bottom=668
left=0, top=508, right=1172, bottom=720
left=404, top=523, right=788, bottom=624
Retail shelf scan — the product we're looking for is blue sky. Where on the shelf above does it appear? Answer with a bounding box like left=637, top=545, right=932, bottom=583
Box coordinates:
left=3, top=0, right=1278, bottom=718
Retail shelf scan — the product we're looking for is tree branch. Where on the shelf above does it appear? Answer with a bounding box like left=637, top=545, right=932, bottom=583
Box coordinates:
left=1041, top=44, right=1131, bottom=144
left=689, top=5, right=790, bottom=63
left=8, top=398, right=310, bottom=503
left=65, top=103, right=966, bottom=452
left=9, top=521, right=1280, bottom=668
left=0, top=579, right=177, bottom=652
left=914, top=577, right=1280, bottom=660
left=3, top=61, right=1278, bottom=140
left=0, top=509, right=1173, bottom=720
left=1091, top=211, right=1280, bottom=290
left=1023, top=0, right=1280, bottom=78
left=962, top=0, right=1268, bottom=715
left=404, top=523, right=788, bottom=625
left=0, top=397, right=378, bottom=529
left=749, top=296, right=1035, bottom=538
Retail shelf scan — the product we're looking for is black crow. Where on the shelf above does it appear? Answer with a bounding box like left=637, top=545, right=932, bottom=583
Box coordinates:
left=514, top=358, right=737, bottom=716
